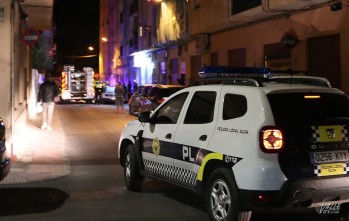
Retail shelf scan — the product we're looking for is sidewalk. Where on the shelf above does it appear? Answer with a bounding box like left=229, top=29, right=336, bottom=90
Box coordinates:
left=0, top=110, right=71, bottom=185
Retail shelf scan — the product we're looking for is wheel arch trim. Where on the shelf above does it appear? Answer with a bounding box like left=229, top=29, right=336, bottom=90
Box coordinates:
left=197, top=152, right=223, bottom=181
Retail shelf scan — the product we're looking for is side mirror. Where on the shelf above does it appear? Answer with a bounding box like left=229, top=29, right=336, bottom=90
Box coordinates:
left=138, top=111, right=151, bottom=123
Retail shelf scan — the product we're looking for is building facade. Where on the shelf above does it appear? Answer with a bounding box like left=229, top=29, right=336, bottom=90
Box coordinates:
left=0, top=0, right=53, bottom=143
left=100, top=0, right=349, bottom=94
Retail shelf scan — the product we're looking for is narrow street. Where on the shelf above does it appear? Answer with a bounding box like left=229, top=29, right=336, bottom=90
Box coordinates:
left=0, top=104, right=347, bottom=221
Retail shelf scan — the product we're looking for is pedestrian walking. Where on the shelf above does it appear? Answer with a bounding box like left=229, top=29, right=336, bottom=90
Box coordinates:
left=114, top=82, right=125, bottom=114
left=38, top=72, right=60, bottom=131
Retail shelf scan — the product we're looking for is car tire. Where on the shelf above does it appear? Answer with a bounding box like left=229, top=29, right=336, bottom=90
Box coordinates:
left=123, top=144, right=143, bottom=192
left=205, top=168, right=240, bottom=221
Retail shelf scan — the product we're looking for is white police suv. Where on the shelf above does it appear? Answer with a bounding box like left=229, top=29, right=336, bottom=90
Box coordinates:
left=118, top=66, right=349, bottom=221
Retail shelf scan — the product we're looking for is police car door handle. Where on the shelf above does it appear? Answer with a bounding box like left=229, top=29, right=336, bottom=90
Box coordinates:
left=199, top=135, right=207, bottom=141
left=165, top=133, right=172, bottom=139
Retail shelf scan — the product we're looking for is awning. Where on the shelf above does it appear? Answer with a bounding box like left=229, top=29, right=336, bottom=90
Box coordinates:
left=130, top=47, right=163, bottom=56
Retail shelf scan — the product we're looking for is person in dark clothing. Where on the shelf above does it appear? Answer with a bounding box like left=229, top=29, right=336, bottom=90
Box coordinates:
left=38, top=73, right=60, bottom=131
left=127, top=81, right=132, bottom=99
left=122, top=82, right=127, bottom=99
left=133, top=81, right=138, bottom=92
left=114, top=82, right=125, bottom=114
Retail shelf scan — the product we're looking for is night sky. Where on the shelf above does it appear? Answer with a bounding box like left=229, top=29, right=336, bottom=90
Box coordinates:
left=53, top=0, right=100, bottom=72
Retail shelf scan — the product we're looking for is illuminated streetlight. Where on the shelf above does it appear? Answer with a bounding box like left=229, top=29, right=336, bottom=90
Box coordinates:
left=101, top=37, right=108, bottom=42
left=88, top=46, right=94, bottom=51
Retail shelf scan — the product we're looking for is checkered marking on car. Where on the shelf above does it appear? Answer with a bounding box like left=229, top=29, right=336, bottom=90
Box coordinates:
left=143, top=159, right=197, bottom=186
left=311, top=125, right=349, bottom=143
left=314, top=163, right=349, bottom=177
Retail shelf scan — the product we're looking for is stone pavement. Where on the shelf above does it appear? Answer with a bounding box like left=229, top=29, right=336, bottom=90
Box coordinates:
left=0, top=110, right=71, bottom=185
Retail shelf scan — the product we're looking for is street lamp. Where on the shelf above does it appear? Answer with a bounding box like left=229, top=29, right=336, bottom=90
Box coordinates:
left=88, top=46, right=94, bottom=51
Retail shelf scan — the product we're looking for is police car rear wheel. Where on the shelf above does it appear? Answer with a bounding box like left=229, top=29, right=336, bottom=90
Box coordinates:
left=124, top=144, right=143, bottom=191
left=206, top=168, right=239, bottom=221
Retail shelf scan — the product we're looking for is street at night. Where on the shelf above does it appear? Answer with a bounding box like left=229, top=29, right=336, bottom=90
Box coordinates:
left=1, top=1, right=349, bottom=221
left=0, top=104, right=347, bottom=221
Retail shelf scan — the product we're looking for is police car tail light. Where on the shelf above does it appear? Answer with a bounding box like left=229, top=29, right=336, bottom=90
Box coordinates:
left=259, top=126, right=284, bottom=153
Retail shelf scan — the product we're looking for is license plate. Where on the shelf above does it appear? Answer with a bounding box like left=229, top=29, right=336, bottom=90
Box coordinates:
left=315, top=163, right=347, bottom=177
left=310, top=150, right=349, bottom=164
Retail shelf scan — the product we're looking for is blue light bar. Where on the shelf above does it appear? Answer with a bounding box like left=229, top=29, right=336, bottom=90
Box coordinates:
left=198, top=66, right=273, bottom=79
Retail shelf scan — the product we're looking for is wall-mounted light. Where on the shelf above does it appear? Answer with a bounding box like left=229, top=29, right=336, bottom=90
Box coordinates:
left=330, top=2, right=343, bottom=11
left=20, top=11, right=28, bottom=20
left=281, top=32, right=298, bottom=49
left=101, top=37, right=108, bottom=42
left=88, top=46, right=94, bottom=51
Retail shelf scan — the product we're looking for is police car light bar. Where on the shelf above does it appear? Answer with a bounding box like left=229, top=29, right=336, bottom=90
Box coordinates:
left=198, top=66, right=273, bottom=79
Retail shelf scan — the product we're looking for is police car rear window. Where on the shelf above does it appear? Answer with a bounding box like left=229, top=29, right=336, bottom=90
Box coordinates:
left=267, top=93, right=349, bottom=126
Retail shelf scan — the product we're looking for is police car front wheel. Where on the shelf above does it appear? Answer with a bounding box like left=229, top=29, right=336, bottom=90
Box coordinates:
left=123, top=144, right=143, bottom=191
left=205, top=168, right=240, bottom=221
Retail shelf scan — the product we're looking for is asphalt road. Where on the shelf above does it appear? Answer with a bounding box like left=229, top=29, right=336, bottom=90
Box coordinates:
left=0, top=103, right=347, bottom=221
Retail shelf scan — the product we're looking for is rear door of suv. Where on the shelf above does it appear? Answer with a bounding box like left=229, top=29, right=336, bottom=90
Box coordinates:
left=267, top=90, right=349, bottom=180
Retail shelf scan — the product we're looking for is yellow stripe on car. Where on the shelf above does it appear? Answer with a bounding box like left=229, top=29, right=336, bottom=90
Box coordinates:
left=197, top=153, right=223, bottom=181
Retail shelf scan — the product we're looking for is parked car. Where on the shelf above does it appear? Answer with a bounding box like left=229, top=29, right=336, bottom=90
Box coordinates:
left=118, top=66, right=349, bottom=221
left=128, top=84, right=157, bottom=115
left=0, top=117, right=10, bottom=182
left=138, top=84, right=185, bottom=113
left=101, top=86, right=116, bottom=104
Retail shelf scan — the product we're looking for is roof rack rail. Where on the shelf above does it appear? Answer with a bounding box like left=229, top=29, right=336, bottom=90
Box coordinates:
left=271, top=70, right=308, bottom=76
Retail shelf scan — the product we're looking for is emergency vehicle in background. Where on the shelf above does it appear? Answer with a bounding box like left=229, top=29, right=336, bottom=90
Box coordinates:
left=60, top=65, right=95, bottom=103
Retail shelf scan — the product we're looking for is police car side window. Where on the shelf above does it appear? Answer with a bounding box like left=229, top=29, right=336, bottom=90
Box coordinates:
left=153, top=92, right=189, bottom=124
left=223, top=94, right=247, bottom=120
left=184, top=91, right=216, bottom=124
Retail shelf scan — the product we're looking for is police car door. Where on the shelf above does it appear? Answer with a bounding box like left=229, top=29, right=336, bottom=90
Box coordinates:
left=172, top=86, right=221, bottom=188
left=141, top=92, right=189, bottom=181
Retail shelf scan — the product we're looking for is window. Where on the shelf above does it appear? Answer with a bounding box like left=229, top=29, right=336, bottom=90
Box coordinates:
left=223, top=94, right=247, bottom=120
left=268, top=93, right=349, bottom=126
left=232, top=0, right=261, bottom=14
left=184, top=91, right=216, bottom=124
left=120, top=12, right=123, bottom=23
left=153, top=92, right=188, bottom=124
left=120, top=46, right=123, bottom=57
